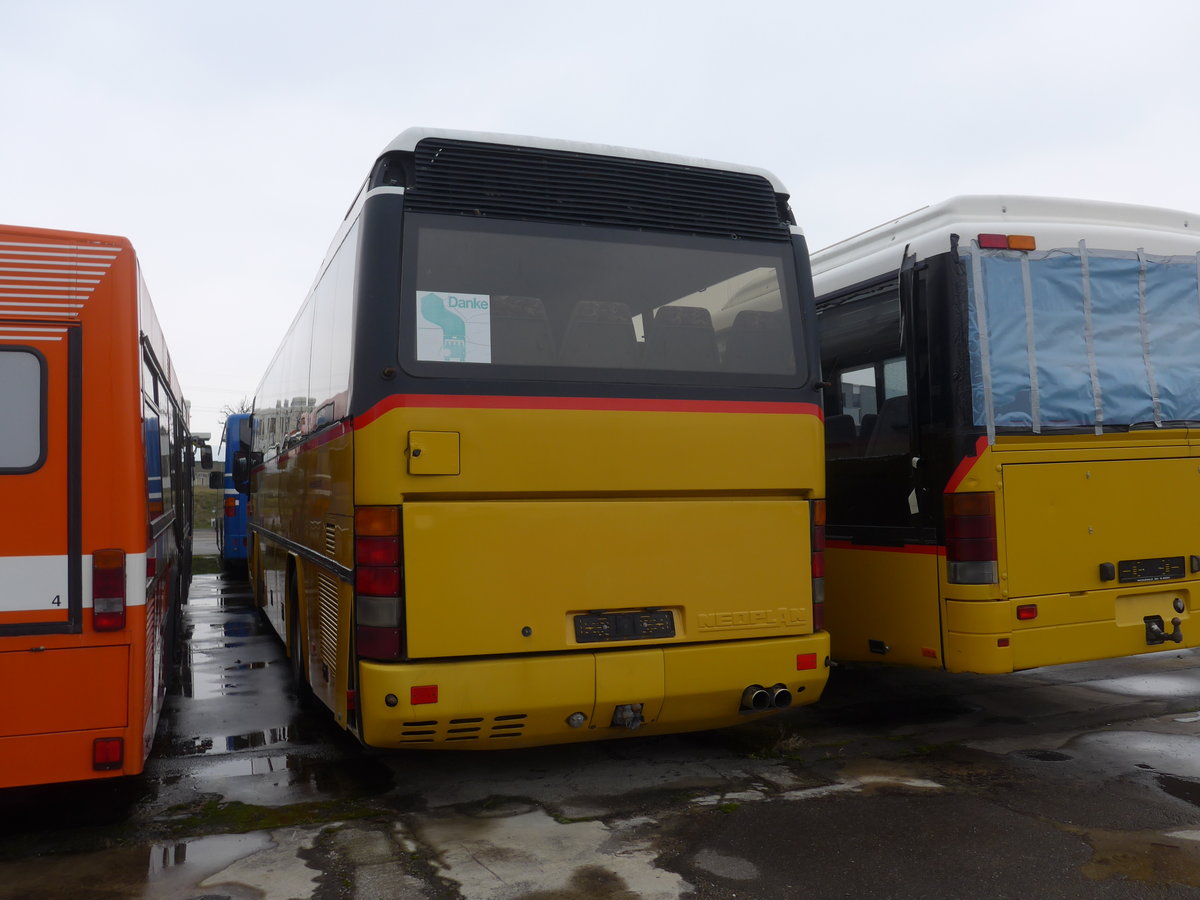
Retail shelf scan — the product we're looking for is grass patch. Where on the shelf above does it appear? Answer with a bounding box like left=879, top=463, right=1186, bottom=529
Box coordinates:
left=163, top=798, right=379, bottom=837
left=192, top=556, right=222, bottom=575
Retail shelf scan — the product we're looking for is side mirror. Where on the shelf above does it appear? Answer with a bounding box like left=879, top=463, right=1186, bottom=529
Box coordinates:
left=232, top=450, right=251, bottom=494
left=201, top=446, right=213, bottom=470
left=208, top=471, right=223, bottom=490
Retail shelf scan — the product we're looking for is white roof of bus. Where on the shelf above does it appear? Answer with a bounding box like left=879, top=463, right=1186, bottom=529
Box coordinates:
left=381, top=127, right=791, bottom=194
left=812, top=195, right=1200, bottom=296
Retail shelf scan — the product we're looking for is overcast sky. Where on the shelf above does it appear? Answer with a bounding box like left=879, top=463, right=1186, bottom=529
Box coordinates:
left=4, top=0, right=1199, bottom=448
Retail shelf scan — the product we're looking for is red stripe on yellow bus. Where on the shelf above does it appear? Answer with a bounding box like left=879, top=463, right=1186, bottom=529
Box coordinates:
left=943, top=435, right=990, bottom=494
left=354, top=394, right=823, bottom=430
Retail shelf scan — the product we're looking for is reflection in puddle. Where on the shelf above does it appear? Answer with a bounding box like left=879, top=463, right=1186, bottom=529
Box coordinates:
left=173, top=726, right=298, bottom=756
left=191, top=752, right=394, bottom=806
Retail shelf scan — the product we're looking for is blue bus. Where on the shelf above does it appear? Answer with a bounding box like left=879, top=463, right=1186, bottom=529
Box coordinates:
left=215, top=414, right=250, bottom=571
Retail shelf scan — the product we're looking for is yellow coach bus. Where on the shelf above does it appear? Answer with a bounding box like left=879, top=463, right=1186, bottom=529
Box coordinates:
left=233, top=129, right=829, bottom=748
left=813, top=196, right=1200, bottom=674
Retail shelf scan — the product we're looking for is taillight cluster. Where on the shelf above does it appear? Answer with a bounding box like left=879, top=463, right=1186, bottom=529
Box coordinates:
left=944, top=492, right=998, bottom=584
left=92, top=549, right=126, bottom=631
left=224, top=497, right=237, bottom=517
left=811, top=499, right=826, bottom=631
left=354, top=506, right=403, bottom=659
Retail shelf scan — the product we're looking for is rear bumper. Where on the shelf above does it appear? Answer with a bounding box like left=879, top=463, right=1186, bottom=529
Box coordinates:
left=358, top=633, right=831, bottom=749
left=944, top=584, right=1196, bottom=673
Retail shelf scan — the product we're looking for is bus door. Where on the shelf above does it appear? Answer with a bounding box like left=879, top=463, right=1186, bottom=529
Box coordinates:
left=819, top=256, right=943, bottom=666
left=0, top=325, right=81, bottom=636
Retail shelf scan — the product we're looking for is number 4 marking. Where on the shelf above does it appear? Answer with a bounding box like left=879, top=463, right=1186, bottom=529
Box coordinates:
left=51, top=595, right=61, bottom=607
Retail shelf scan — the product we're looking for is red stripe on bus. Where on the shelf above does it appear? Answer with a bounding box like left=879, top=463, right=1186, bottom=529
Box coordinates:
left=827, top=539, right=945, bottom=556
left=275, top=420, right=354, bottom=464
left=943, top=435, right=990, bottom=494
left=354, top=394, right=823, bottom=429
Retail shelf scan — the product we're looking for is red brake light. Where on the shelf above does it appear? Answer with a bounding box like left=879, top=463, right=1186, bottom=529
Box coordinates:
left=224, top=497, right=237, bottom=517
left=92, top=737, right=124, bottom=770
left=796, top=653, right=818, bottom=671
left=356, top=536, right=400, bottom=567
left=92, top=549, right=126, bottom=631
left=944, top=493, right=998, bottom=584
left=1017, top=604, right=1038, bottom=620
left=355, top=507, right=403, bottom=659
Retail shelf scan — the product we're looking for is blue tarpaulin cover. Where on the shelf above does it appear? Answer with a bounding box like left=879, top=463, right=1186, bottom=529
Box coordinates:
left=965, top=244, right=1200, bottom=434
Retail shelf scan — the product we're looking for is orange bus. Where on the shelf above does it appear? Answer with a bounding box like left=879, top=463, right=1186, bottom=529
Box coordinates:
left=0, top=224, right=205, bottom=788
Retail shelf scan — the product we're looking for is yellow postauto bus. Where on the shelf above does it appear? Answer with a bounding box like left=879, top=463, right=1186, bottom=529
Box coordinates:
left=813, top=196, right=1200, bottom=674
left=233, top=129, right=829, bottom=748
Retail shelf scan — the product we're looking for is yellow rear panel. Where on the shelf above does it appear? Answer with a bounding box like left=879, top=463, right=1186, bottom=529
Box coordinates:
left=403, top=497, right=812, bottom=658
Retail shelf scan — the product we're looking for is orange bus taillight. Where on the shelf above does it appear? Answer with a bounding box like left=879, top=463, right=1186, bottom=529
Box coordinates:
left=811, top=499, right=826, bottom=630
left=92, top=549, right=127, bottom=631
left=945, top=492, right=999, bottom=584
left=224, top=497, right=237, bottom=517
left=354, top=506, right=403, bottom=660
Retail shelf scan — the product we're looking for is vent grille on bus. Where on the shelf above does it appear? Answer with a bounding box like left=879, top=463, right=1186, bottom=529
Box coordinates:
left=396, top=713, right=528, bottom=743
left=401, top=138, right=792, bottom=241
left=317, top=572, right=339, bottom=679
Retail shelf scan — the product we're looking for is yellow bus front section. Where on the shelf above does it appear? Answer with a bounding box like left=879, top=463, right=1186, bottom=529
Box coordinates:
left=354, top=399, right=829, bottom=749
left=944, top=434, right=1200, bottom=673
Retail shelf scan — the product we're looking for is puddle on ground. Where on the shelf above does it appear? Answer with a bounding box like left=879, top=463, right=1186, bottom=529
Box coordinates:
left=0, top=831, right=277, bottom=900
left=1068, top=731, right=1200, bottom=778
left=1157, top=774, right=1200, bottom=808
left=167, top=725, right=301, bottom=757
left=1088, top=673, right=1200, bottom=698
left=1014, top=749, right=1073, bottom=762
left=192, top=752, right=393, bottom=806
left=1072, top=823, right=1200, bottom=888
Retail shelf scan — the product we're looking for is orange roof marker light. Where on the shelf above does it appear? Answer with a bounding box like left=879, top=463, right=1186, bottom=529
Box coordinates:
left=978, top=233, right=1036, bottom=251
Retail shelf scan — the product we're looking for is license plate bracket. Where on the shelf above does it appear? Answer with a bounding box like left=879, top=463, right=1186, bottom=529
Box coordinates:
left=1118, top=556, right=1184, bottom=584
left=574, top=609, right=675, bottom=644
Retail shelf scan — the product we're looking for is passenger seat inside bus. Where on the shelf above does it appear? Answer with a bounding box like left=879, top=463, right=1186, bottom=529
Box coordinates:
left=644, top=305, right=719, bottom=370
left=864, top=396, right=909, bottom=457
left=490, top=295, right=556, bottom=365
left=825, top=414, right=858, bottom=458
left=722, top=310, right=793, bottom=373
left=559, top=300, right=642, bottom=368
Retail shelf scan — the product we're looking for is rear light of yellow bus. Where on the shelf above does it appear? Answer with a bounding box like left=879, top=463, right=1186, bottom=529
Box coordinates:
left=92, top=549, right=126, bottom=631
left=354, top=506, right=403, bottom=659
left=944, top=492, right=999, bottom=584
left=811, top=499, right=826, bottom=630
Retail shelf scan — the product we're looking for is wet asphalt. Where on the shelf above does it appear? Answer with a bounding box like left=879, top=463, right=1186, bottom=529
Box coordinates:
left=1, top=567, right=1198, bottom=899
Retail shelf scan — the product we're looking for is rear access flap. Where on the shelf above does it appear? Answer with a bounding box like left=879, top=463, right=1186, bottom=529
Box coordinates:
left=402, top=498, right=812, bottom=658
left=1003, top=457, right=1200, bottom=598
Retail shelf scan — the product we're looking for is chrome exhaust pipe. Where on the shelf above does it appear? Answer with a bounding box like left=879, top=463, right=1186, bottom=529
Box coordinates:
left=768, top=683, right=792, bottom=709
left=740, top=684, right=770, bottom=712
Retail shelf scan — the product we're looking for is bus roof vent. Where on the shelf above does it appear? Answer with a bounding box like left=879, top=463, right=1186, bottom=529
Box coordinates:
left=400, top=137, right=792, bottom=241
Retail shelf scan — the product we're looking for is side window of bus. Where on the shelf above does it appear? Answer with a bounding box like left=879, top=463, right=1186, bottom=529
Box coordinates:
left=819, top=285, right=909, bottom=459
left=826, top=360, right=909, bottom=458
left=0, top=349, right=45, bottom=472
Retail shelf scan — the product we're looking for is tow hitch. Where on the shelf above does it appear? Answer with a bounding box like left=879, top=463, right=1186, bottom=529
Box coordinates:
left=1144, top=615, right=1183, bottom=646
